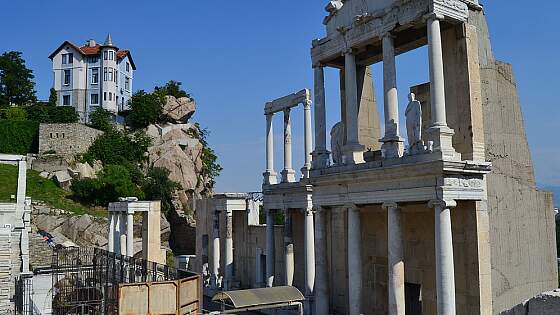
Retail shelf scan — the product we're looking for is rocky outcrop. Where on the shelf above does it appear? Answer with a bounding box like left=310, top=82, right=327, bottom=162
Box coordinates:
left=499, top=290, right=560, bottom=315
left=162, top=95, right=196, bottom=123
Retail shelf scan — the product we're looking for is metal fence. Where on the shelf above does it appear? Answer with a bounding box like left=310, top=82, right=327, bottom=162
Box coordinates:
left=14, top=274, right=33, bottom=315
left=51, top=247, right=194, bottom=315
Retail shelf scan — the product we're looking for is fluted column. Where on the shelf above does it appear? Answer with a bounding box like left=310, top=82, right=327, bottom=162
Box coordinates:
left=381, top=34, right=404, bottom=158
left=281, top=109, right=296, bottom=183
left=119, top=213, right=127, bottom=256
left=114, top=213, right=121, bottom=254
left=429, top=199, right=457, bottom=315
left=347, top=205, right=362, bottom=315
left=264, top=113, right=278, bottom=185
left=224, top=209, right=234, bottom=290
left=302, top=100, right=313, bottom=178
left=266, top=209, right=276, bottom=287
left=304, top=207, right=316, bottom=315
left=384, top=202, right=405, bottom=315
left=427, top=14, right=457, bottom=158
left=211, top=210, right=221, bottom=289
left=126, top=210, right=134, bottom=257
left=108, top=212, right=115, bottom=252
left=312, top=65, right=330, bottom=168
left=284, top=209, right=294, bottom=286
left=343, top=50, right=365, bottom=164
left=314, top=207, right=329, bottom=315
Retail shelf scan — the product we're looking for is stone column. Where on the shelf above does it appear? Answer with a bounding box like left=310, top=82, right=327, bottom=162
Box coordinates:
left=314, top=207, right=329, bottom=315
left=255, top=247, right=264, bottom=287
left=284, top=209, right=294, bottom=286
left=343, top=50, right=365, bottom=164
left=429, top=199, right=457, bottom=315
left=384, top=202, right=405, bottom=315
left=211, top=210, right=221, bottom=289
left=304, top=207, right=316, bottom=315
left=302, top=100, right=313, bottom=178
left=281, top=109, right=296, bottom=183
left=108, top=212, right=115, bottom=252
left=427, top=14, right=456, bottom=158
left=266, top=209, right=276, bottom=287
left=224, top=209, right=234, bottom=290
left=264, top=113, right=278, bottom=185
left=312, top=65, right=330, bottom=168
left=126, top=210, right=134, bottom=257
left=347, top=205, right=362, bottom=315
left=120, top=213, right=127, bottom=256
left=114, top=213, right=121, bottom=254
left=16, top=159, right=27, bottom=213
left=381, top=34, right=404, bottom=158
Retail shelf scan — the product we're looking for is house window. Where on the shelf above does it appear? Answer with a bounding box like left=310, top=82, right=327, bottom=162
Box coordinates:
left=104, top=51, right=108, bottom=60
left=125, top=77, right=130, bottom=91
left=126, top=62, right=130, bottom=72
left=109, top=92, right=112, bottom=101
left=109, top=51, right=114, bottom=60
left=104, top=68, right=108, bottom=81
left=61, top=54, right=67, bottom=64
left=91, top=68, right=99, bottom=84
left=62, top=95, right=70, bottom=106
left=90, top=56, right=98, bottom=63
left=104, top=92, right=107, bottom=101
left=63, top=70, right=71, bottom=85
left=68, top=53, right=73, bottom=64
left=108, top=68, right=113, bottom=81
left=90, top=93, right=99, bottom=105
left=115, top=70, right=118, bottom=83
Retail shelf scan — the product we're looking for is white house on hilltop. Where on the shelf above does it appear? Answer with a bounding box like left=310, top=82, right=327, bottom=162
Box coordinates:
left=49, top=34, right=136, bottom=123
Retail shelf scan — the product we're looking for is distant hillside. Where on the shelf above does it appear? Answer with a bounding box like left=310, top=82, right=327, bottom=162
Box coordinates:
left=0, top=163, right=103, bottom=216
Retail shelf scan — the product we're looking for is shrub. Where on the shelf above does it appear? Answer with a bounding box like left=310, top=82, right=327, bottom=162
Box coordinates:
left=71, top=165, right=144, bottom=206
left=143, top=167, right=181, bottom=214
left=82, top=130, right=151, bottom=166
left=154, top=80, right=191, bottom=99
left=25, top=105, right=78, bottom=123
left=5, top=107, right=27, bottom=121
left=89, top=107, right=114, bottom=132
left=0, top=119, right=39, bottom=154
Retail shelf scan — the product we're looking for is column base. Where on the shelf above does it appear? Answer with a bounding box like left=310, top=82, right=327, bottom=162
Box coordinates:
left=263, top=171, right=278, bottom=185
left=301, top=165, right=311, bottom=179
left=281, top=169, right=296, bottom=183
left=427, top=125, right=461, bottom=161
left=342, top=143, right=365, bottom=165
left=312, top=149, right=331, bottom=169
left=380, top=136, right=404, bottom=159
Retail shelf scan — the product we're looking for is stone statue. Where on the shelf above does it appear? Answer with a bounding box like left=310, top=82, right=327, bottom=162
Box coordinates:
left=330, top=121, right=344, bottom=165
left=405, top=93, right=424, bottom=154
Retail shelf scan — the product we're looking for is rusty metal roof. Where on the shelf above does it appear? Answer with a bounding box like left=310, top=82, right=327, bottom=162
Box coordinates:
left=212, top=286, right=304, bottom=309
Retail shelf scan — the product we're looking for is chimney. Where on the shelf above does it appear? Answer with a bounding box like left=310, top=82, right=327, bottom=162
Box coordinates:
left=88, top=39, right=96, bottom=47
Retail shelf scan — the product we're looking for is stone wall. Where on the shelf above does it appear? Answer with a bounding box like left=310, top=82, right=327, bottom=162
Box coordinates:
left=38, top=123, right=103, bottom=157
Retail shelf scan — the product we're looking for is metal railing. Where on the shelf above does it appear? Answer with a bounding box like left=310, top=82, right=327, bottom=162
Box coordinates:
left=51, top=247, right=194, bottom=314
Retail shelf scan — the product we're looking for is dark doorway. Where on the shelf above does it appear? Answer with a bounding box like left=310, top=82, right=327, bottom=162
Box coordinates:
left=405, top=282, right=422, bottom=315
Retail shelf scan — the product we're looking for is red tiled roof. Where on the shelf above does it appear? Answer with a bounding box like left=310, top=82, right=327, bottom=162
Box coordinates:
left=49, top=40, right=136, bottom=70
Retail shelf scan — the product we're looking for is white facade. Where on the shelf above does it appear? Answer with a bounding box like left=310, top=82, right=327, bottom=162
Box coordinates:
left=49, top=35, right=136, bottom=123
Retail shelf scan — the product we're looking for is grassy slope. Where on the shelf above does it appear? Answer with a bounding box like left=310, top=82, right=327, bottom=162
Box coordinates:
left=0, top=163, right=105, bottom=217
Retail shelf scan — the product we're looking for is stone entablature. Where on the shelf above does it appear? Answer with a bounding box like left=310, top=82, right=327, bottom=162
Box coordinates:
left=39, top=123, right=104, bottom=157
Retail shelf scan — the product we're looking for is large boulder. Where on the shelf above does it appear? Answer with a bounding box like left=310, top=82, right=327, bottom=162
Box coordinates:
left=162, top=95, right=196, bottom=123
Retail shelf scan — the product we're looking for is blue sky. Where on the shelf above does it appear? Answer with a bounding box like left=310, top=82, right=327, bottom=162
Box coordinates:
left=1, top=1, right=558, bottom=193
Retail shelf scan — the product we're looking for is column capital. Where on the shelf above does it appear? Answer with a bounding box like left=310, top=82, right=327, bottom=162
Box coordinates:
left=381, top=31, right=396, bottom=40
left=428, top=199, right=457, bottom=209
left=344, top=47, right=355, bottom=55
left=303, top=207, right=315, bottom=216
left=344, top=203, right=359, bottom=211
left=312, top=62, right=325, bottom=69
left=265, top=112, right=274, bottom=119
left=423, top=12, right=445, bottom=22
left=382, top=202, right=399, bottom=210
left=303, top=99, right=312, bottom=109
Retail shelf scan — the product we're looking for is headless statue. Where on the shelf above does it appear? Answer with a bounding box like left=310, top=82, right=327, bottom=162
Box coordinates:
left=330, top=121, right=344, bottom=165
left=405, top=93, right=423, bottom=154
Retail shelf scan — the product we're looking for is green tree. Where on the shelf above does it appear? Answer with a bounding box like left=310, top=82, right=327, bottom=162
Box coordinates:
left=89, top=107, right=114, bottom=132
left=126, top=90, right=164, bottom=129
left=0, top=51, right=36, bottom=106
left=47, top=88, right=57, bottom=106
left=5, top=107, right=27, bottom=121
left=154, top=80, right=191, bottom=99
left=143, top=167, right=181, bottom=214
